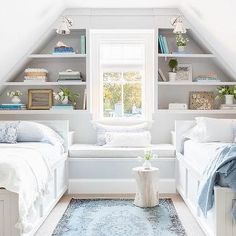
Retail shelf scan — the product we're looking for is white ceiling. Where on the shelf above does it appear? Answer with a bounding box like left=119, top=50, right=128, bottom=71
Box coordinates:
left=0, top=0, right=236, bottom=81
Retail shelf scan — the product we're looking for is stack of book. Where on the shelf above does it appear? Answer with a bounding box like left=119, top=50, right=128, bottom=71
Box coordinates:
left=194, top=74, right=220, bottom=83
left=0, top=104, right=26, bottom=110
left=58, top=69, right=82, bottom=82
left=158, top=35, right=169, bottom=54
left=24, top=68, right=48, bottom=82
left=220, top=104, right=236, bottom=110
left=51, top=104, right=74, bottom=110
left=53, top=41, right=75, bottom=54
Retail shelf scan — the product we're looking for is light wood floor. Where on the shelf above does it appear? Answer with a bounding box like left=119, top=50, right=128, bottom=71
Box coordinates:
left=35, top=194, right=205, bottom=236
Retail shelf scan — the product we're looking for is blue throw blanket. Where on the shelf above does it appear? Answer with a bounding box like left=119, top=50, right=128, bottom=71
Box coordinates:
left=198, top=144, right=236, bottom=220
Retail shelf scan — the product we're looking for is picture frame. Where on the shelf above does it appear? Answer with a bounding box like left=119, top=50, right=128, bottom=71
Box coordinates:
left=28, top=89, right=53, bottom=110
left=189, top=91, right=215, bottom=110
left=176, top=64, right=192, bottom=82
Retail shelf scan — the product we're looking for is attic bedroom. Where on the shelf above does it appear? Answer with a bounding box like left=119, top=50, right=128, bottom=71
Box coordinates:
left=0, top=1, right=236, bottom=236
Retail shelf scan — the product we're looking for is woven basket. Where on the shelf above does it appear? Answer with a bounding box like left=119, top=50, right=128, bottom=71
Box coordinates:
left=25, top=72, right=47, bottom=77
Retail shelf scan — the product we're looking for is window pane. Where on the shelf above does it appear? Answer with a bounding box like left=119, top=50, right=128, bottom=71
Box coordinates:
left=103, top=84, right=122, bottom=117
left=123, top=83, right=142, bottom=117
left=123, top=71, right=142, bottom=81
left=103, top=72, right=122, bottom=82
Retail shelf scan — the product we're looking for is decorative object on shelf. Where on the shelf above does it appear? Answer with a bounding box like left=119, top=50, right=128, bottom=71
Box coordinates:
left=24, top=68, right=48, bottom=82
left=58, top=69, right=82, bottom=82
left=220, top=104, right=236, bottom=110
left=216, top=86, right=236, bottom=105
left=194, top=72, right=220, bottom=82
left=7, top=90, right=23, bottom=104
left=158, top=35, right=169, bottom=54
left=0, top=104, right=26, bottom=110
left=51, top=104, right=74, bottom=110
left=189, top=91, right=215, bottom=110
left=56, top=16, right=73, bottom=35
left=176, top=64, right=192, bottom=82
left=53, top=87, right=80, bottom=107
left=168, top=103, right=187, bottom=110
left=80, top=35, right=86, bottom=54
left=53, top=41, right=75, bottom=54
left=176, top=33, right=189, bottom=52
left=168, top=58, right=178, bottom=82
left=158, top=69, right=167, bottom=82
left=171, top=16, right=187, bottom=34
left=28, top=89, right=53, bottom=110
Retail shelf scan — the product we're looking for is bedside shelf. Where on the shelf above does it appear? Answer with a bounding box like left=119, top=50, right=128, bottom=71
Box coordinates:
left=0, top=82, right=86, bottom=86
left=0, top=110, right=89, bottom=115
left=157, top=82, right=236, bottom=86
left=158, top=53, right=215, bottom=58
left=156, top=109, right=236, bottom=114
left=29, top=54, right=86, bottom=58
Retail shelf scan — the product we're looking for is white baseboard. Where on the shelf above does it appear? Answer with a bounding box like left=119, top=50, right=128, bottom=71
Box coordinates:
left=69, top=178, right=176, bottom=194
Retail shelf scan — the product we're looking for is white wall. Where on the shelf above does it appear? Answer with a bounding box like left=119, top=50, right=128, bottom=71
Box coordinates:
left=0, top=0, right=64, bottom=81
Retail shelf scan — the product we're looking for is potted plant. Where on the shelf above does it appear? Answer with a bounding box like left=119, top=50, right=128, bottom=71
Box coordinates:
left=138, top=148, right=157, bottom=169
left=53, top=87, right=80, bottom=107
left=176, top=33, right=189, bottom=52
left=216, top=86, right=236, bottom=105
left=7, top=90, right=23, bottom=104
left=168, top=58, right=178, bottom=82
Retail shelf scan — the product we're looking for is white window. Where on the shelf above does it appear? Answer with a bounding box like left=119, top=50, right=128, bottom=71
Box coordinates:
left=90, top=30, right=154, bottom=121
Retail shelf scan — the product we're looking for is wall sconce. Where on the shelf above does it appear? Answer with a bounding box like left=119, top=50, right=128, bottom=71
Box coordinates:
left=171, top=16, right=187, bottom=34
left=56, top=16, right=73, bottom=35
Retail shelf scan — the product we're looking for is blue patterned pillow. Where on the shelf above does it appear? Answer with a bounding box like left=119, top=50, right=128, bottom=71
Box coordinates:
left=0, top=122, right=19, bottom=143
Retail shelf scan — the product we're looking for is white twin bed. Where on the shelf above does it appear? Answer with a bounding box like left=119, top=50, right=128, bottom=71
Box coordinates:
left=0, top=120, right=69, bottom=236
left=175, top=119, right=236, bottom=236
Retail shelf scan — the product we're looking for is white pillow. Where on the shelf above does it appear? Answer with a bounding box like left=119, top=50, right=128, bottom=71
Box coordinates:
left=93, top=122, right=150, bottom=146
left=17, top=121, right=64, bottom=146
left=104, top=131, right=151, bottom=147
left=185, top=117, right=234, bottom=143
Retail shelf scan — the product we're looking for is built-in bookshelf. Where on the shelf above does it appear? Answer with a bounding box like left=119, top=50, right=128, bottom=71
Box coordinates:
left=0, top=29, right=88, bottom=112
left=157, top=28, right=235, bottom=113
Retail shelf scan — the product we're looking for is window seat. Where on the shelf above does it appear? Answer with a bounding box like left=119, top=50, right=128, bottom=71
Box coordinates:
left=69, top=144, right=175, bottom=158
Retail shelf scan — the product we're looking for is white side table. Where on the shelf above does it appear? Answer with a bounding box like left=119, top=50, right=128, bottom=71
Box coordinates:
left=132, top=167, right=159, bottom=208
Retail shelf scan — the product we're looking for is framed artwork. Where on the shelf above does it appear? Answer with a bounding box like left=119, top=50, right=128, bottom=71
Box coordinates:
left=28, top=89, right=53, bottom=110
left=189, top=91, right=214, bottom=110
left=176, top=64, right=192, bottom=82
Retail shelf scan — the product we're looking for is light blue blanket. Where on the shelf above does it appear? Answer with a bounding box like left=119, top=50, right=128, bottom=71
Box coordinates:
left=198, top=144, right=236, bottom=220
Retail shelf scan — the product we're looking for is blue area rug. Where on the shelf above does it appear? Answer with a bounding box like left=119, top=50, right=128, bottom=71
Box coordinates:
left=52, top=199, right=186, bottom=236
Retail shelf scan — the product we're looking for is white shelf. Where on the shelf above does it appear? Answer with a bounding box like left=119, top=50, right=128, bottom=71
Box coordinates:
left=0, top=82, right=86, bottom=86
left=29, top=54, right=86, bottom=58
left=157, top=109, right=236, bottom=114
left=158, top=53, right=215, bottom=58
left=157, top=82, right=236, bottom=86
left=0, top=110, right=89, bottom=115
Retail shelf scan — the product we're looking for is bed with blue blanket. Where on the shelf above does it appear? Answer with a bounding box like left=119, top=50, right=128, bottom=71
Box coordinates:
left=175, top=119, right=236, bottom=236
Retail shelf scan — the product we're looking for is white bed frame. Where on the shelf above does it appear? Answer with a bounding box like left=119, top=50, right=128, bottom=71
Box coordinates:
left=0, top=120, right=69, bottom=236
left=175, top=120, right=236, bottom=236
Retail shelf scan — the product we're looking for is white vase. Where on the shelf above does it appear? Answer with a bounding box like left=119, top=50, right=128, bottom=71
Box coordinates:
left=61, top=96, right=69, bottom=105
left=178, top=46, right=186, bottom=52
left=168, top=72, right=177, bottom=82
left=225, top=95, right=234, bottom=105
left=143, top=160, right=152, bottom=169
left=11, top=96, right=21, bottom=104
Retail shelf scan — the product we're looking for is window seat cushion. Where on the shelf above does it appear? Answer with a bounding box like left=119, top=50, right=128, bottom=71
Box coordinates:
left=69, top=144, right=175, bottom=158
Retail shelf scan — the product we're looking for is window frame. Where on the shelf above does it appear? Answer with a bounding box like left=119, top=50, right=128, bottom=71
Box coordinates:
left=90, top=30, right=154, bottom=122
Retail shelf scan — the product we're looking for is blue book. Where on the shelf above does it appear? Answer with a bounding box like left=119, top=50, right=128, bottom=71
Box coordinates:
left=80, top=35, right=86, bottom=54
left=160, top=35, right=165, bottom=53
left=163, top=37, right=169, bottom=54
left=158, top=36, right=164, bottom=53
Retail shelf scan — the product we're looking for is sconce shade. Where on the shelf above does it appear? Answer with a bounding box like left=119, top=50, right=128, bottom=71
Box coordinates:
left=56, top=17, right=73, bottom=35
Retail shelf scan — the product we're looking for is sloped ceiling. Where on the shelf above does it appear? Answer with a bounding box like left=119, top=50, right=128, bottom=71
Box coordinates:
left=0, top=0, right=235, bottom=81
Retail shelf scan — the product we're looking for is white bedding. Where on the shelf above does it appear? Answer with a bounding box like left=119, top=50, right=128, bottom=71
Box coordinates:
left=0, top=142, right=63, bottom=233
left=183, top=140, right=230, bottom=175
